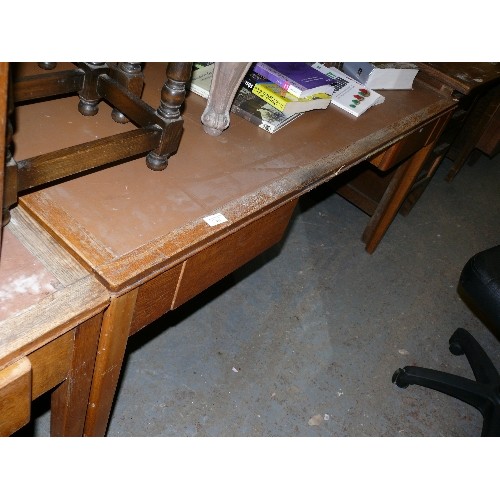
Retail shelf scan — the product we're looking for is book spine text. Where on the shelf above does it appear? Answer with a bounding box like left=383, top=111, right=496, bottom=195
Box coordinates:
left=253, top=63, right=304, bottom=98
left=252, top=84, right=287, bottom=112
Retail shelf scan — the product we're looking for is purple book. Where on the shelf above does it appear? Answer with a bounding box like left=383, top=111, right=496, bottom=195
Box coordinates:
left=252, top=62, right=335, bottom=98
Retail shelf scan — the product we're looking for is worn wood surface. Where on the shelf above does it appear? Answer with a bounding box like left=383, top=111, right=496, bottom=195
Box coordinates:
left=416, top=62, right=500, bottom=96
left=12, top=63, right=457, bottom=436
left=50, top=313, right=103, bottom=436
left=16, top=63, right=456, bottom=291
left=0, top=206, right=109, bottom=435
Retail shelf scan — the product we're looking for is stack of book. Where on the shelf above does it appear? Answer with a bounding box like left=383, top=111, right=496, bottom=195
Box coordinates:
left=188, top=62, right=386, bottom=133
left=188, top=63, right=303, bottom=134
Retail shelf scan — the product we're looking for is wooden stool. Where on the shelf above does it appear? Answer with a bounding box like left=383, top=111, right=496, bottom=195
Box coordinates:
left=2, top=62, right=193, bottom=228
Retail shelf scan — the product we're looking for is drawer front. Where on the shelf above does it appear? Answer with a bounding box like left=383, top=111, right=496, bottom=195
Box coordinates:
left=370, top=117, right=443, bottom=171
left=130, top=264, right=183, bottom=335
left=172, top=200, right=297, bottom=309
left=28, top=332, right=73, bottom=399
left=0, top=357, right=32, bottom=436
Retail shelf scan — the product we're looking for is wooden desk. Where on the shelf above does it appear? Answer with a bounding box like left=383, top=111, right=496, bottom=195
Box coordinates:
left=335, top=62, right=500, bottom=218
left=406, top=63, right=500, bottom=199
left=13, top=62, right=455, bottom=435
left=0, top=207, right=108, bottom=436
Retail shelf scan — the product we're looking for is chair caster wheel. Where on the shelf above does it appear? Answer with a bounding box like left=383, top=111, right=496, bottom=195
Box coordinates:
left=449, top=341, right=464, bottom=356
left=392, top=368, right=409, bottom=388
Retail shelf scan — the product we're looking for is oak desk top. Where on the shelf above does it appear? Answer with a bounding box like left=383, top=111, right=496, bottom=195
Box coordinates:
left=0, top=207, right=108, bottom=370
left=416, top=62, right=500, bottom=96
left=14, top=63, right=455, bottom=293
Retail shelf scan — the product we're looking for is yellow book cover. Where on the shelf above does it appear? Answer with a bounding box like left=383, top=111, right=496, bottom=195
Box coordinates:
left=252, top=82, right=331, bottom=116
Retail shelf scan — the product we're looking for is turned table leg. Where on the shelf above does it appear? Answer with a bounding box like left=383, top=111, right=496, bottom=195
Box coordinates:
left=146, top=62, right=192, bottom=171
left=110, top=63, right=145, bottom=124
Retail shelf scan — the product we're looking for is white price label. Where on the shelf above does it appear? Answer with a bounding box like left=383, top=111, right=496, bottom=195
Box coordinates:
left=203, top=213, right=228, bottom=227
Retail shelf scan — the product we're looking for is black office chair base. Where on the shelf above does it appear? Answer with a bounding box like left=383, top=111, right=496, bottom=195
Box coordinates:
left=393, top=328, right=500, bottom=437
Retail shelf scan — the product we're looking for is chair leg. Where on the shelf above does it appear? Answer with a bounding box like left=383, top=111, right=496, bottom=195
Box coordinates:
left=392, top=366, right=494, bottom=416
left=393, top=328, right=500, bottom=436
left=449, top=328, right=500, bottom=385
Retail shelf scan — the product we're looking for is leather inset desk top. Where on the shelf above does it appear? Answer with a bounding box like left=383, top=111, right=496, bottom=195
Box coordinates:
left=13, top=63, right=455, bottom=291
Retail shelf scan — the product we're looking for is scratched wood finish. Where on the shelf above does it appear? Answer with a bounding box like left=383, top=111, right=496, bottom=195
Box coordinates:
left=17, top=69, right=457, bottom=290
left=129, top=264, right=183, bottom=335
left=50, top=313, right=104, bottom=436
left=84, top=289, right=138, bottom=436
left=13, top=63, right=457, bottom=436
left=0, top=206, right=109, bottom=435
left=416, top=62, right=500, bottom=96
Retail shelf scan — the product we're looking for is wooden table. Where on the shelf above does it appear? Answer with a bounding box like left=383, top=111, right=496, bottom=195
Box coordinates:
left=404, top=63, right=500, bottom=205
left=13, top=62, right=455, bottom=435
left=334, top=62, right=500, bottom=218
left=0, top=207, right=108, bottom=436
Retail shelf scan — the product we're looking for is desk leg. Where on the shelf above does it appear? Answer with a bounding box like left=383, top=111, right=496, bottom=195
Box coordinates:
left=362, top=111, right=452, bottom=253
left=362, top=142, right=435, bottom=254
left=50, top=313, right=104, bottom=436
left=83, top=290, right=138, bottom=437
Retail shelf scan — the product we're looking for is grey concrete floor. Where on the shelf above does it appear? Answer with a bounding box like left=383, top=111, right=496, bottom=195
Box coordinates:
left=18, top=152, right=500, bottom=437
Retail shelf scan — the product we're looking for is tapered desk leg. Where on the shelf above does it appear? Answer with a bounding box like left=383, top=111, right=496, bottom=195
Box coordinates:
left=83, top=290, right=138, bottom=437
left=51, top=313, right=104, bottom=436
left=362, top=112, right=452, bottom=253
left=201, top=62, right=251, bottom=136
left=362, top=143, right=434, bottom=254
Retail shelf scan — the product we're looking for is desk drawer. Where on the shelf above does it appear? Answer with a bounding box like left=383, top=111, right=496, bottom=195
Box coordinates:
left=172, top=200, right=297, bottom=309
left=370, top=117, right=443, bottom=171
left=130, top=264, right=183, bottom=335
left=0, top=358, right=32, bottom=436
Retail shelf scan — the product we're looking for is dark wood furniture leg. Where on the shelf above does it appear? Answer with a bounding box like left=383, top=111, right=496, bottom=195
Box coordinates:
left=3, top=62, right=192, bottom=225
left=146, top=62, right=192, bottom=170
left=109, top=63, right=144, bottom=124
